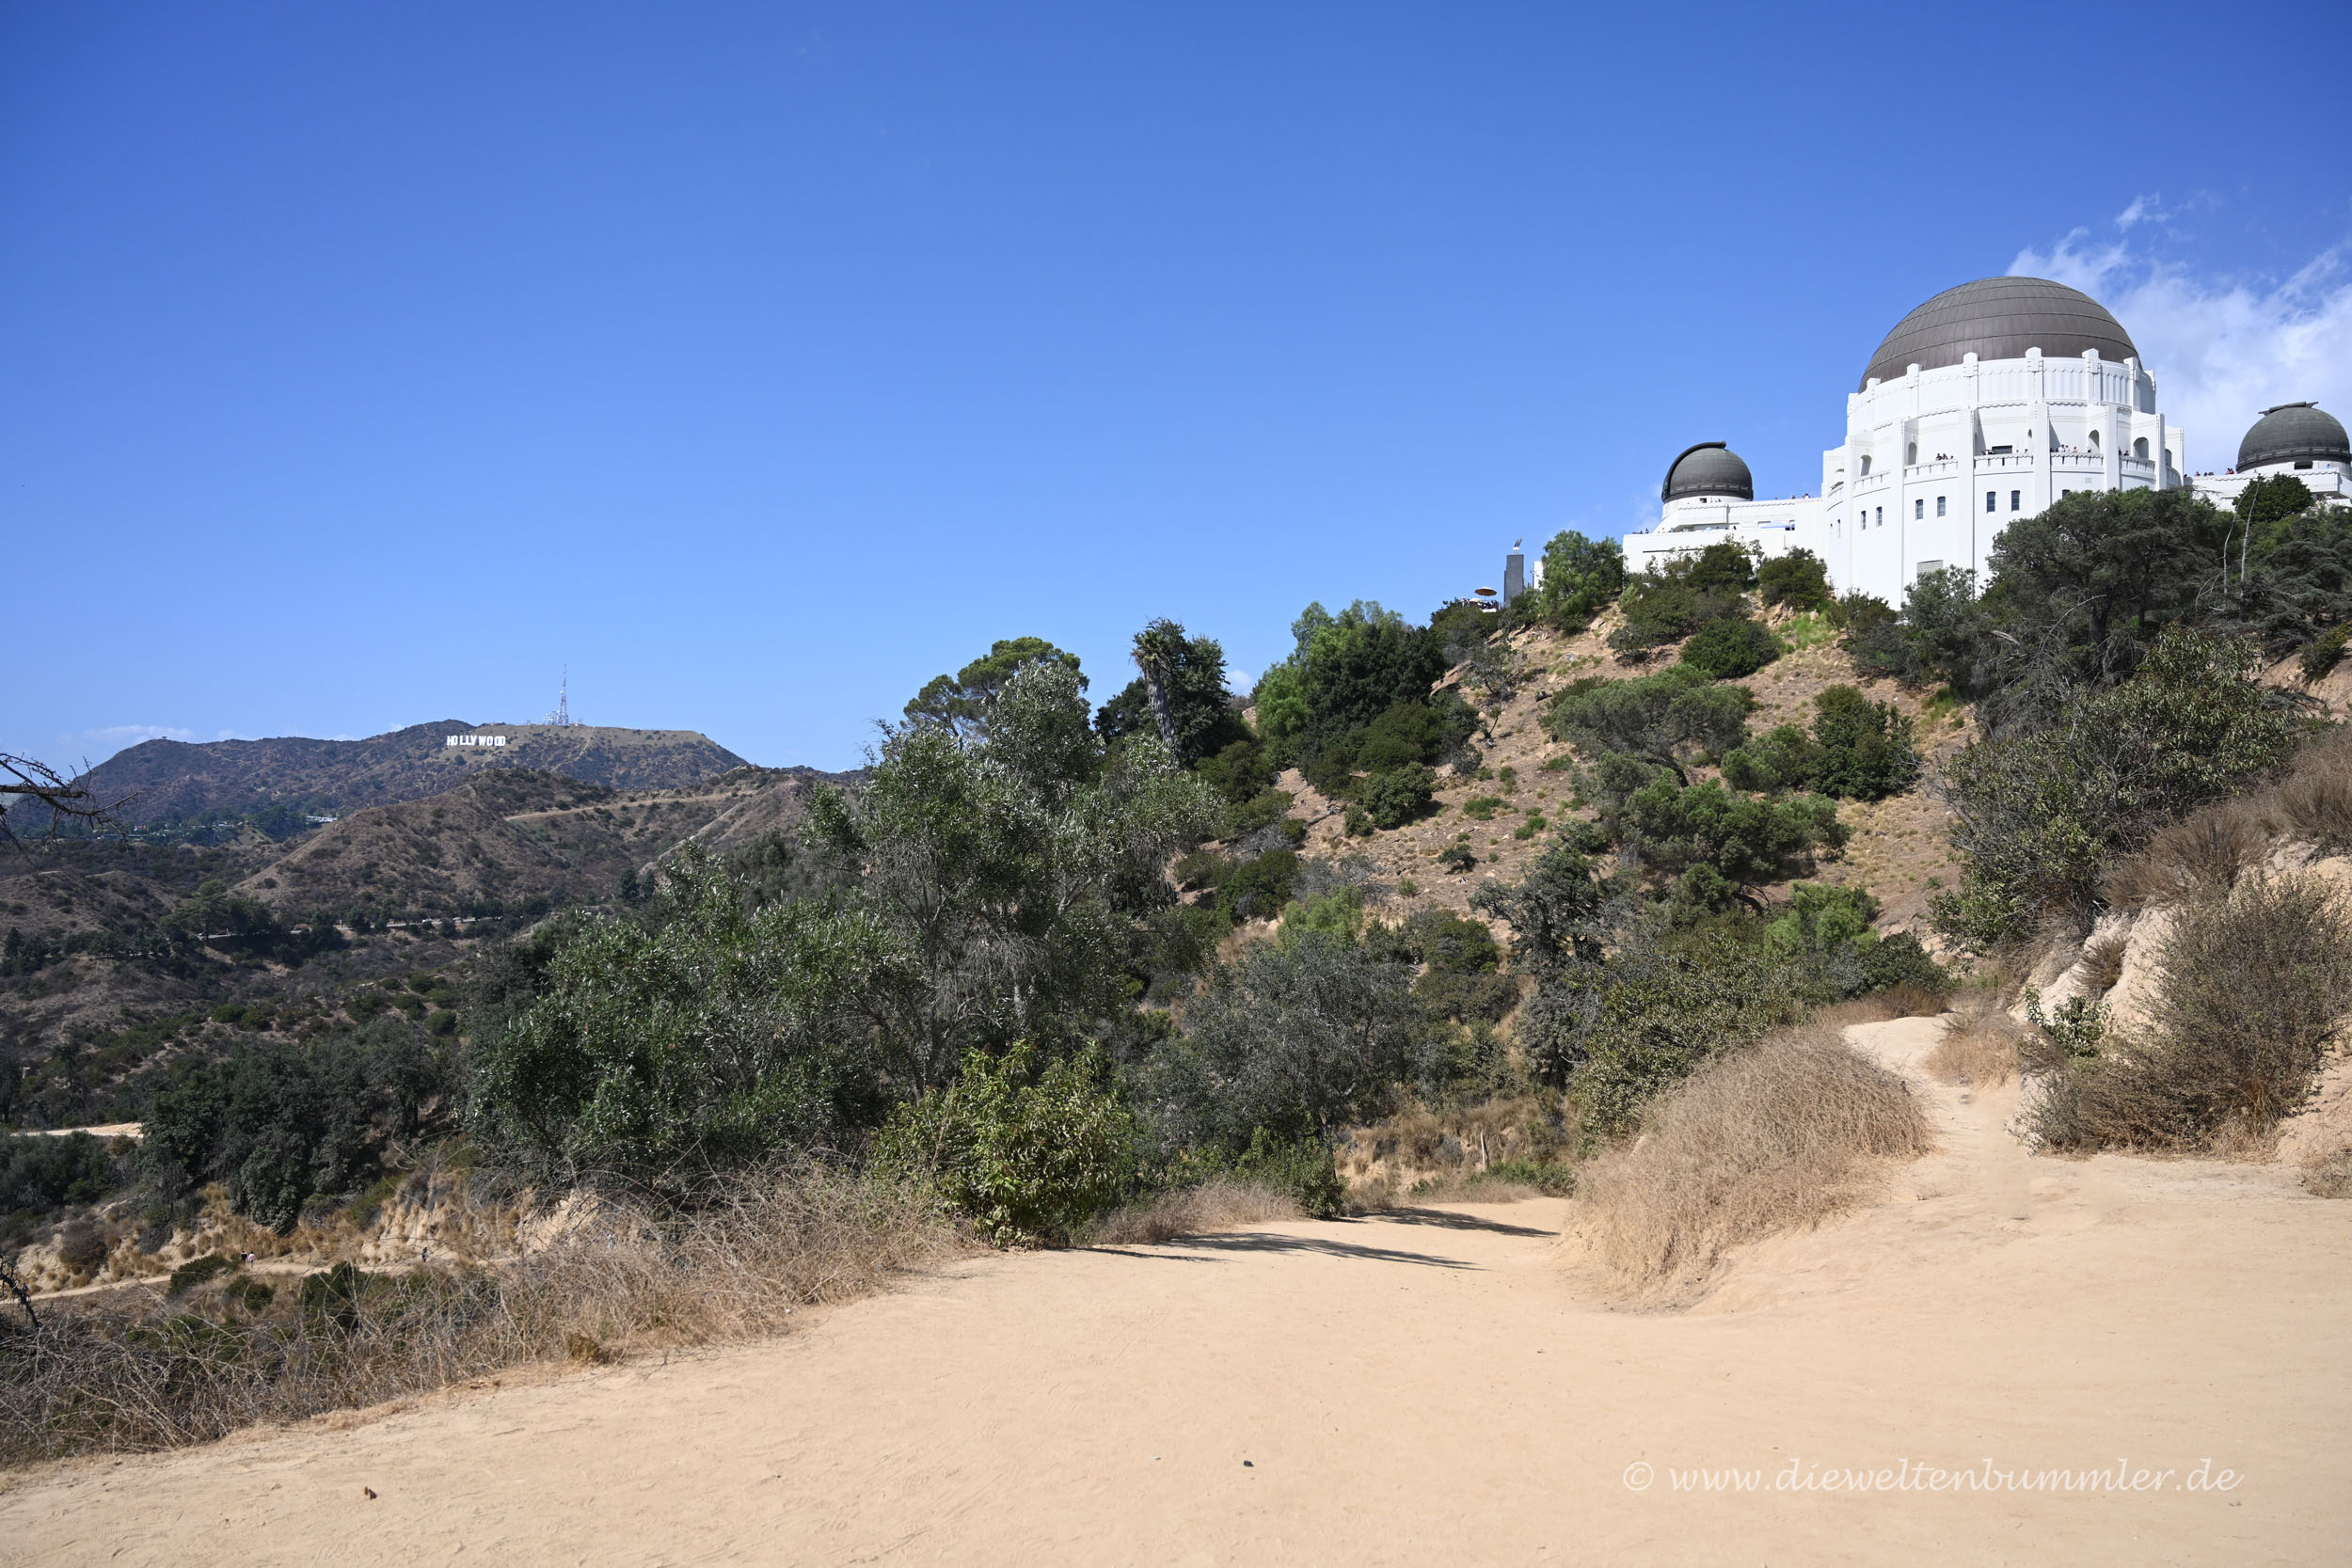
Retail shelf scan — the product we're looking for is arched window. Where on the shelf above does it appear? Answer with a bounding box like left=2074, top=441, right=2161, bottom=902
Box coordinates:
left=1906, top=442, right=1917, bottom=466
left=2088, top=430, right=2101, bottom=451
left=1859, top=454, right=1872, bottom=476
left=2134, top=436, right=2150, bottom=460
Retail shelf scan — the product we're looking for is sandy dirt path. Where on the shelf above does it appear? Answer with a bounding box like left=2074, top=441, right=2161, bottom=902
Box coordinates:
left=6, top=1017, right=2349, bottom=1565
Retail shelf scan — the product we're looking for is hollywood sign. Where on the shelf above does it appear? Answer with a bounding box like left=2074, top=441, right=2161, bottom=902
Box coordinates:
left=445, top=735, right=509, bottom=748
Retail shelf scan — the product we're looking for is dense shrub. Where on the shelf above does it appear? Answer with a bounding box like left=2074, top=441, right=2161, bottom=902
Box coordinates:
left=1845, top=566, right=1998, bottom=698
left=1354, top=765, right=1438, bottom=831
left=1528, top=932, right=1808, bottom=1132
left=1196, top=738, right=1278, bottom=804
left=1139, top=931, right=1432, bottom=1155
left=1546, top=665, right=1752, bottom=782
left=1616, top=779, right=1847, bottom=902
left=1933, top=627, right=2299, bottom=947
left=466, top=852, right=901, bottom=1186
left=1534, top=531, right=1627, bottom=631
left=1756, top=548, right=1834, bottom=611
left=1369, top=910, right=1518, bottom=1024
left=1677, top=616, right=1780, bottom=679
left=1215, top=848, right=1299, bottom=922
left=1, top=1132, right=123, bottom=1224
left=876, top=1044, right=1137, bottom=1245
left=2303, top=625, right=2349, bottom=683
left=1253, top=601, right=1450, bottom=775
left=1722, top=686, right=1919, bottom=801
left=144, top=1022, right=450, bottom=1231
left=2029, top=875, right=2352, bottom=1151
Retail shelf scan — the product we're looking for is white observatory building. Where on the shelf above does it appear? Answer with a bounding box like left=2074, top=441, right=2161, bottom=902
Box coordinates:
left=1624, top=277, right=2352, bottom=605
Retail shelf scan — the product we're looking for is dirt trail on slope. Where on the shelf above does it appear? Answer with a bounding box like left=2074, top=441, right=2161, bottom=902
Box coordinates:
left=6, top=1017, right=2347, bottom=1567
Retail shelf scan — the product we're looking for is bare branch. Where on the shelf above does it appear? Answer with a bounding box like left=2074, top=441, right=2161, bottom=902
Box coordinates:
left=0, top=752, right=135, bottom=851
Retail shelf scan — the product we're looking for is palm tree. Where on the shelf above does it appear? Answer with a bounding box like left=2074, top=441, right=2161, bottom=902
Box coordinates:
left=1131, top=620, right=1184, bottom=754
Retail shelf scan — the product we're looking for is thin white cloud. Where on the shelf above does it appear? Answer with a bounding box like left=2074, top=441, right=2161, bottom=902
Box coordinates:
left=2012, top=217, right=2352, bottom=472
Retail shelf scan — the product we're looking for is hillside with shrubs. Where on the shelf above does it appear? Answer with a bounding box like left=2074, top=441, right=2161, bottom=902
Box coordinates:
left=6, top=470, right=2351, bottom=1462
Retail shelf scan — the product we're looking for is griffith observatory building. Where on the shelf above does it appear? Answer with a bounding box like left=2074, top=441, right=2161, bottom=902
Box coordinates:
left=1621, top=276, right=2352, bottom=606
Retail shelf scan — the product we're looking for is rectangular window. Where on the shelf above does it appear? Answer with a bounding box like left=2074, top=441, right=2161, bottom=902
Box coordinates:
left=1985, top=491, right=1996, bottom=513
left=2010, top=490, right=2021, bottom=512
left=1915, top=499, right=1924, bottom=520
left=1936, top=495, right=1947, bottom=517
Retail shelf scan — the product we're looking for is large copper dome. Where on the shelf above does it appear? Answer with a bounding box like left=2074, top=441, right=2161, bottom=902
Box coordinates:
left=1860, top=277, right=2137, bottom=389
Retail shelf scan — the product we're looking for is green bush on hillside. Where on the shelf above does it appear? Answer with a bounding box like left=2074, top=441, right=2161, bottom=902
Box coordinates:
left=1677, top=616, right=1780, bottom=679
left=1934, top=626, right=2299, bottom=948
left=1721, top=686, right=1919, bottom=801
left=876, top=1043, right=1137, bottom=1246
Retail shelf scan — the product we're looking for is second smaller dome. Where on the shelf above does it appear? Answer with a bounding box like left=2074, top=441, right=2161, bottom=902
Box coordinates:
left=2237, top=403, right=2350, bottom=471
left=1663, top=442, right=1755, bottom=503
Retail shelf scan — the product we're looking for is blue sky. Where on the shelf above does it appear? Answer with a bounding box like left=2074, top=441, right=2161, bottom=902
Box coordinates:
left=7, top=2, right=2349, bottom=771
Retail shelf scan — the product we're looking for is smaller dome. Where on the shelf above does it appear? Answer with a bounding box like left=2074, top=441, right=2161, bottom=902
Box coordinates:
left=1662, top=442, right=1755, bottom=503
left=2237, top=403, right=2350, bottom=470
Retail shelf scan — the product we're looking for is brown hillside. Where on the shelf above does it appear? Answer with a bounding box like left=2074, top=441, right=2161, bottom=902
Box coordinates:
left=1276, top=610, right=1967, bottom=946
left=83, top=721, right=751, bottom=826
left=238, top=765, right=855, bottom=914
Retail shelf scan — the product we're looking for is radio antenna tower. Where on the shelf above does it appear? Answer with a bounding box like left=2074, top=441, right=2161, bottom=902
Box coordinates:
left=548, top=666, right=574, bottom=727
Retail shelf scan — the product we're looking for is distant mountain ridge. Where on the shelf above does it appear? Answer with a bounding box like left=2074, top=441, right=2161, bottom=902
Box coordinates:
left=84, top=721, right=752, bottom=825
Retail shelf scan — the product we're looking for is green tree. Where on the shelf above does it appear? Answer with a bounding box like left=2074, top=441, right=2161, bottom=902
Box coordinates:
left=1756, top=547, right=1834, bottom=611
left=875, top=1042, right=1137, bottom=1245
left=1140, top=931, right=1432, bottom=1154
left=811, top=661, right=1218, bottom=1089
left=1096, top=622, right=1251, bottom=766
left=1724, top=687, right=1919, bottom=801
left=1535, top=531, right=1627, bottom=630
left=1617, top=779, right=1847, bottom=905
left=1975, top=487, right=2225, bottom=724
left=904, top=637, right=1086, bottom=738
left=467, top=850, right=904, bottom=1182
left=1254, top=601, right=1449, bottom=772
left=2236, top=473, right=2314, bottom=533
left=147, top=1020, right=450, bottom=1230
left=1470, top=828, right=1619, bottom=970
left=1546, top=665, right=1752, bottom=784
left=1677, top=615, right=1780, bottom=679
left=1933, top=626, right=2298, bottom=947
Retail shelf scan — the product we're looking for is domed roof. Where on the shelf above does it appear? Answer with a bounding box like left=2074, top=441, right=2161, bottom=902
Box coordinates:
left=2237, top=403, right=2350, bottom=470
left=1860, top=277, right=2138, bottom=389
left=1662, top=442, right=1754, bottom=503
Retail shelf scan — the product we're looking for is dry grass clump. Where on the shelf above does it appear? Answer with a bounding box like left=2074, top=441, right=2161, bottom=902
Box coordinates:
left=1924, top=1002, right=2024, bottom=1087
left=1570, top=1028, right=1932, bottom=1294
left=2075, top=930, right=2129, bottom=993
left=1336, top=1096, right=1569, bottom=1194
left=1805, top=983, right=1949, bottom=1032
left=0, top=1163, right=968, bottom=1465
left=2104, top=728, right=2352, bottom=915
left=2303, top=1150, right=2352, bottom=1199
left=2105, top=797, right=2277, bottom=911
left=1081, top=1180, right=1304, bottom=1246
left=2275, top=727, right=2352, bottom=851
left=2026, top=873, right=2352, bottom=1152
